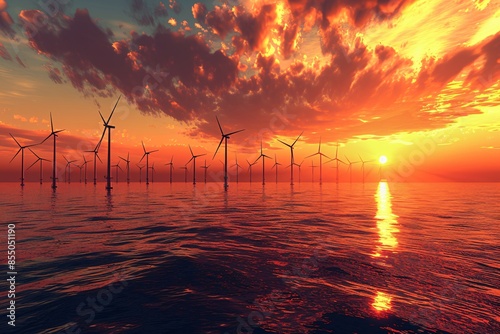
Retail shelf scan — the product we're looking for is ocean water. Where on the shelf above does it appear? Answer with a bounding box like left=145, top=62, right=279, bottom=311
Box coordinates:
left=1, top=181, right=499, bottom=333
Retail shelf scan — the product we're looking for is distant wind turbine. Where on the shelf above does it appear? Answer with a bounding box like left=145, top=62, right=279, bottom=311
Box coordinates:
left=9, top=133, right=36, bottom=186
left=187, top=145, right=206, bottom=185
left=287, top=159, right=304, bottom=184
left=359, top=154, right=375, bottom=183
left=40, top=113, right=64, bottom=189
left=231, top=155, right=242, bottom=183
left=136, top=164, right=145, bottom=183
left=63, top=156, right=77, bottom=183
left=306, top=137, right=330, bottom=185
left=272, top=154, right=282, bottom=183
left=27, top=148, right=50, bottom=184
left=97, top=95, right=121, bottom=190
left=201, top=159, right=210, bottom=183
left=326, top=143, right=345, bottom=183
left=119, top=152, right=131, bottom=184
left=149, top=162, right=156, bottom=183
left=310, top=160, right=318, bottom=183
left=84, top=143, right=102, bottom=185
left=246, top=159, right=257, bottom=183
left=213, top=116, right=245, bottom=190
left=81, top=154, right=92, bottom=185
left=165, top=156, right=174, bottom=184
left=254, top=141, right=272, bottom=185
left=277, top=132, right=302, bottom=185
left=345, top=155, right=360, bottom=183
left=139, top=141, right=159, bottom=185
left=112, top=160, right=123, bottom=184
left=180, top=166, right=188, bottom=183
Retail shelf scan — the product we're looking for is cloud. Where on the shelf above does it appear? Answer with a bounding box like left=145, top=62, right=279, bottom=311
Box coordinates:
left=0, top=41, right=12, bottom=60
left=129, top=0, right=170, bottom=26
left=0, top=0, right=15, bottom=38
left=13, top=114, right=27, bottom=122
left=18, top=3, right=499, bottom=144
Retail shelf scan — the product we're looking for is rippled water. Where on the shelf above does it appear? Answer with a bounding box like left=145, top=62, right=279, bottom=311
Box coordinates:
left=2, top=182, right=500, bottom=333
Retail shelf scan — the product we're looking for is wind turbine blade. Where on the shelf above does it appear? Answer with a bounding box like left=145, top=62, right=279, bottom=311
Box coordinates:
left=97, top=128, right=106, bottom=148
left=9, top=133, right=21, bottom=147
left=186, top=156, right=194, bottom=165
left=213, top=137, right=224, bottom=159
left=27, top=159, right=40, bottom=170
left=127, top=152, right=130, bottom=161
left=96, top=153, right=103, bottom=163
left=189, top=145, right=194, bottom=157
left=215, top=116, right=224, bottom=135
left=63, top=155, right=70, bottom=163
left=107, top=95, right=121, bottom=123
left=28, top=147, right=40, bottom=159
left=50, top=112, right=54, bottom=132
left=40, top=133, right=52, bottom=144
left=196, top=153, right=207, bottom=158
left=138, top=153, right=147, bottom=163
left=98, top=110, right=106, bottom=124
left=305, top=152, right=318, bottom=159
left=226, top=129, right=245, bottom=136
left=150, top=150, right=159, bottom=153
left=119, top=156, right=127, bottom=162
left=292, top=131, right=303, bottom=146
left=345, top=155, right=351, bottom=164
left=277, top=139, right=291, bottom=148
left=142, top=141, right=146, bottom=153
left=9, top=149, right=21, bottom=163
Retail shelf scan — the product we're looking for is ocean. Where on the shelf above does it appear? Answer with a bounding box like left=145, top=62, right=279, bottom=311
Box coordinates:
left=2, top=181, right=499, bottom=333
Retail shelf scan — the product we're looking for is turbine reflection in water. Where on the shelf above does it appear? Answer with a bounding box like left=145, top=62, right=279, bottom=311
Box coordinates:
left=372, top=181, right=399, bottom=312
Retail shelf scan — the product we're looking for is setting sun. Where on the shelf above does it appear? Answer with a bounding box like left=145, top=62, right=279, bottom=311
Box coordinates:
left=379, top=156, right=388, bottom=164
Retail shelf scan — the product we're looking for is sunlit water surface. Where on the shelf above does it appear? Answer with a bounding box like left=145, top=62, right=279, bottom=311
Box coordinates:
left=2, top=182, right=499, bottom=333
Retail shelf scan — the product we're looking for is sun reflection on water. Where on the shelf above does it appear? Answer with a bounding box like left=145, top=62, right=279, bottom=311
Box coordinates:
left=372, top=291, right=392, bottom=312
left=372, top=181, right=399, bottom=257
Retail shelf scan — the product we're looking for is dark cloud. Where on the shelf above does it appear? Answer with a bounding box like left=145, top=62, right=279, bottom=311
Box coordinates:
left=0, top=0, right=16, bottom=38
left=192, top=2, right=207, bottom=22
left=205, top=5, right=234, bottom=38
left=0, top=41, right=12, bottom=60
left=168, top=0, right=181, bottom=14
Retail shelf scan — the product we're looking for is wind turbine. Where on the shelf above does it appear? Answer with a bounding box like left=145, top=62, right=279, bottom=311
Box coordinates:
left=310, top=160, right=318, bottom=183
left=180, top=166, right=188, bottom=183
left=9, top=133, right=36, bottom=186
left=149, top=162, right=156, bottom=183
left=254, top=141, right=272, bottom=185
left=345, top=155, right=360, bottom=183
left=272, top=154, right=282, bottom=183
left=201, top=159, right=210, bottom=183
left=40, top=113, right=64, bottom=189
left=187, top=145, right=206, bottom=185
left=359, top=154, right=375, bottom=183
left=112, top=160, right=123, bottom=184
left=246, top=159, right=256, bottom=183
left=277, top=132, right=302, bottom=185
left=213, top=116, right=245, bottom=190
left=306, top=137, right=330, bottom=185
left=97, top=95, right=121, bottom=190
left=136, top=164, right=145, bottom=183
left=81, top=154, right=92, bottom=184
left=77, top=164, right=84, bottom=183
left=288, top=159, right=304, bottom=184
left=139, top=141, right=159, bottom=185
left=231, top=155, right=242, bottom=183
left=63, top=156, right=77, bottom=183
left=119, top=152, right=131, bottom=184
left=27, top=148, right=50, bottom=185
left=326, top=143, right=345, bottom=183
left=84, top=143, right=102, bottom=185
left=165, top=156, right=174, bottom=184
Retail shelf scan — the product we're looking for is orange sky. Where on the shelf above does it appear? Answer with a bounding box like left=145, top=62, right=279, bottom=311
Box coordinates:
left=0, top=0, right=499, bottom=183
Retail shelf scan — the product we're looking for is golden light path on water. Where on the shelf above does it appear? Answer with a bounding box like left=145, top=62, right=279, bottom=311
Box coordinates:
left=372, top=181, right=400, bottom=312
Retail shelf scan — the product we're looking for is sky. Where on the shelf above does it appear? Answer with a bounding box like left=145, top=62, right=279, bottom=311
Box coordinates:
left=0, top=0, right=499, bottom=183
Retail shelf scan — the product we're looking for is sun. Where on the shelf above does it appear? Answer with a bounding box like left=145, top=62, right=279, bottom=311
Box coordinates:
left=379, top=155, right=388, bottom=164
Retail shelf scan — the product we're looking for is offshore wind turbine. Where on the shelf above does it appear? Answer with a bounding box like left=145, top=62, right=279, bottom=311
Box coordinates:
left=81, top=154, right=92, bottom=184
left=112, top=160, right=123, bottom=184
left=310, top=160, right=318, bottom=183
left=187, top=145, right=206, bottom=185
left=288, top=159, right=304, bottom=184
left=76, top=164, right=84, bottom=183
left=9, top=133, right=35, bottom=186
left=63, top=156, right=77, bottom=183
left=201, top=159, right=210, bottom=183
left=27, top=148, right=50, bottom=184
left=84, top=143, right=102, bottom=185
left=149, top=162, right=156, bottom=183
left=326, top=143, right=345, bottom=183
left=246, top=159, right=256, bottom=183
left=254, top=141, right=272, bottom=185
left=119, top=152, right=131, bottom=184
left=359, top=154, right=375, bottom=183
left=272, top=154, right=282, bottom=183
left=345, top=155, right=360, bottom=183
left=139, top=141, right=159, bottom=185
left=97, top=96, right=121, bottom=190
left=40, top=113, right=64, bottom=189
left=136, top=164, right=145, bottom=183
left=165, top=156, right=174, bottom=184
left=277, top=132, right=302, bottom=185
left=180, top=166, right=188, bottom=183
left=213, top=116, right=245, bottom=190
left=306, top=137, right=330, bottom=185
left=231, top=155, right=242, bottom=183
